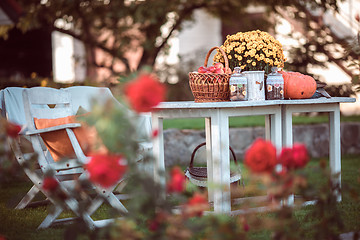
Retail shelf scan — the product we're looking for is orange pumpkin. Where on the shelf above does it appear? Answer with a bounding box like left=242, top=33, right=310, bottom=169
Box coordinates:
left=280, top=71, right=317, bottom=99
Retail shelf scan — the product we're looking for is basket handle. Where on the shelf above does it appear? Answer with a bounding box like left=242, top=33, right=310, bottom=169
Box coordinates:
left=189, top=142, right=237, bottom=168
left=204, top=46, right=230, bottom=72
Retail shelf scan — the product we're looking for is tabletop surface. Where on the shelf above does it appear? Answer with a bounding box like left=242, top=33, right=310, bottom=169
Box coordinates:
left=154, top=97, right=356, bottom=110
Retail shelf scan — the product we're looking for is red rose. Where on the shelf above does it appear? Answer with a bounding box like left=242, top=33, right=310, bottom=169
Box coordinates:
left=147, top=211, right=167, bottom=232
left=87, top=154, right=127, bottom=188
left=243, top=222, right=250, bottom=232
left=184, top=192, right=208, bottom=217
left=291, top=144, right=309, bottom=168
left=244, top=138, right=277, bottom=173
left=152, top=129, right=159, bottom=138
left=278, top=147, right=293, bottom=168
left=167, top=166, right=186, bottom=193
left=125, top=74, right=166, bottom=113
left=279, top=144, right=309, bottom=169
left=5, top=121, right=21, bottom=138
left=42, top=177, right=59, bottom=192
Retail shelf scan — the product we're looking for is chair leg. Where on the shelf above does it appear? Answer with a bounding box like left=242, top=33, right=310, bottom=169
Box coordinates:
left=86, top=196, right=105, bottom=216
left=15, top=185, right=40, bottom=209
left=38, top=205, right=63, bottom=229
left=107, top=193, right=128, bottom=214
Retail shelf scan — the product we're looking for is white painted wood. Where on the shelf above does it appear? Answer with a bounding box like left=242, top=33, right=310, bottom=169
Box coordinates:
left=151, top=113, right=166, bottom=192
left=151, top=97, right=356, bottom=213
left=20, top=87, right=131, bottom=229
left=282, top=105, right=294, bottom=148
left=205, top=117, right=214, bottom=202
left=265, top=115, right=271, bottom=141
left=211, top=109, right=231, bottom=213
left=152, top=100, right=287, bottom=214
left=15, top=185, right=40, bottom=209
left=154, top=98, right=355, bottom=110
left=66, top=128, right=88, bottom=164
left=329, top=104, right=342, bottom=202
left=282, top=102, right=347, bottom=203
left=271, top=107, right=282, bottom=150
left=25, top=123, right=81, bottom=135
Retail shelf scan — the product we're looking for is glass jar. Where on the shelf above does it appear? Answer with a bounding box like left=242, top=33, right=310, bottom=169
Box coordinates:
left=229, top=67, right=248, bottom=101
left=266, top=67, right=284, bottom=100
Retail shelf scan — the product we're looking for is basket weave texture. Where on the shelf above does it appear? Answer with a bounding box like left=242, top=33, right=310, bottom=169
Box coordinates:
left=189, top=46, right=231, bottom=102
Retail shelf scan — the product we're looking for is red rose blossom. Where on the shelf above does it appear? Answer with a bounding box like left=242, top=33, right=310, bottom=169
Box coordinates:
left=147, top=211, right=167, bottom=232
left=125, top=74, right=166, bottom=113
left=42, top=177, right=59, bottom=192
left=167, top=166, right=186, bottom=193
left=185, top=192, right=208, bottom=217
left=243, top=222, right=250, bottom=232
left=152, top=129, right=159, bottom=138
left=279, top=144, right=309, bottom=169
left=86, top=154, right=127, bottom=188
left=5, top=121, right=21, bottom=138
left=244, top=138, right=277, bottom=173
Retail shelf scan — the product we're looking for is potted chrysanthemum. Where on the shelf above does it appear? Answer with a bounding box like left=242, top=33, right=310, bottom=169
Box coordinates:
left=213, top=30, right=286, bottom=100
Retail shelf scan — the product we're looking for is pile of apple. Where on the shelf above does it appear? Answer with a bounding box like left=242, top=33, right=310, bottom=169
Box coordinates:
left=197, top=62, right=231, bottom=74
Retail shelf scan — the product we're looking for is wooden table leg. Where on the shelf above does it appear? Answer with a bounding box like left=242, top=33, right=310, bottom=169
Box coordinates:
left=210, top=109, right=231, bottom=213
left=205, top=117, right=214, bottom=203
left=151, top=113, right=166, bottom=198
left=329, top=103, right=342, bottom=201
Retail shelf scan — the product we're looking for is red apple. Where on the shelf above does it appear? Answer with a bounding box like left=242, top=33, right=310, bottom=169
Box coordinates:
left=208, top=66, right=216, bottom=73
left=214, top=68, right=224, bottom=74
left=214, top=62, right=224, bottom=69
left=198, top=66, right=207, bottom=73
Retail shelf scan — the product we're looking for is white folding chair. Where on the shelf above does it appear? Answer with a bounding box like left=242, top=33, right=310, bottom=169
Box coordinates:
left=1, top=87, right=45, bottom=209
left=2, top=86, right=153, bottom=212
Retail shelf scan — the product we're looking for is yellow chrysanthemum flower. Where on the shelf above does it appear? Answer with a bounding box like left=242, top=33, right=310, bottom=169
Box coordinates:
left=213, top=30, right=285, bottom=73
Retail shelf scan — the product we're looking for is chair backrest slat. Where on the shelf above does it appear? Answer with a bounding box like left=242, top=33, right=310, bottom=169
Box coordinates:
left=27, top=87, right=71, bottom=105
left=30, top=108, right=73, bottom=120
left=24, top=88, right=73, bottom=127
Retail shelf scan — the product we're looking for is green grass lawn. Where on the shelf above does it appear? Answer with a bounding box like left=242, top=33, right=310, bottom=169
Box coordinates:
left=0, top=155, right=359, bottom=239
left=163, top=114, right=360, bottom=130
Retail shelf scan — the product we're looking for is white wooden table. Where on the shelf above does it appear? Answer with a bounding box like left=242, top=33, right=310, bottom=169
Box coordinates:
left=151, top=100, right=283, bottom=213
left=151, top=97, right=356, bottom=214
left=279, top=97, right=356, bottom=203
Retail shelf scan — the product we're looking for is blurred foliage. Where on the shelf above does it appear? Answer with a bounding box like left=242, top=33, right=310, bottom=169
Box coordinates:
left=346, top=32, right=360, bottom=93
left=0, top=0, right=340, bottom=84
left=276, top=2, right=360, bottom=96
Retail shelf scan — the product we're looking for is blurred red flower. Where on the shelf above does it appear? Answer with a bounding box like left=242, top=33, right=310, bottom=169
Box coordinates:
left=243, top=222, right=250, bottom=232
left=279, top=144, right=309, bottom=169
left=184, top=192, right=208, bottom=217
left=5, top=121, right=21, bottom=138
left=125, top=74, right=166, bottom=113
left=87, top=154, right=127, bottom=188
left=167, top=166, right=186, bottom=193
left=244, top=138, right=277, bottom=173
left=147, top=211, right=167, bottom=232
left=151, top=129, right=159, bottom=138
left=42, top=177, right=59, bottom=192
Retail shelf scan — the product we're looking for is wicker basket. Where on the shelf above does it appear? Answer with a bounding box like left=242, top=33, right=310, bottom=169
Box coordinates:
left=189, top=46, right=231, bottom=102
left=184, top=142, right=241, bottom=187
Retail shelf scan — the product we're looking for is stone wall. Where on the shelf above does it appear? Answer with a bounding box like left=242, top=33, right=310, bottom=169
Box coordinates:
left=163, top=122, right=360, bottom=167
